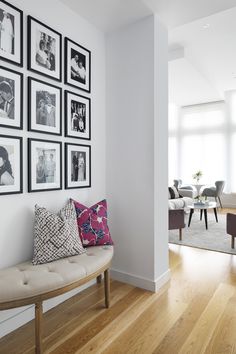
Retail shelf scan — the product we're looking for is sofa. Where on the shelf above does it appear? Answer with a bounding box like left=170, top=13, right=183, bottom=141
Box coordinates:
left=168, top=189, right=194, bottom=210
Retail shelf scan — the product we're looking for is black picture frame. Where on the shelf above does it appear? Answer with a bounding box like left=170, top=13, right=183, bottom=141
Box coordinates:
left=65, top=37, right=91, bottom=93
left=0, top=65, right=23, bottom=130
left=65, top=143, right=91, bottom=189
left=0, top=134, right=23, bottom=196
left=0, top=0, right=23, bottom=67
left=27, top=16, right=62, bottom=82
left=65, top=90, right=91, bottom=140
left=28, top=77, right=62, bottom=136
left=28, top=138, right=62, bottom=193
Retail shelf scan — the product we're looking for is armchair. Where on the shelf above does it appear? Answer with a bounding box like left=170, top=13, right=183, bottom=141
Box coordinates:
left=227, top=213, right=236, bottom=248
left=173, top=179, right=198, bottom=199
left=201, top=181, right=225, bottom=208
left=169, top=209, right=185, bottom=241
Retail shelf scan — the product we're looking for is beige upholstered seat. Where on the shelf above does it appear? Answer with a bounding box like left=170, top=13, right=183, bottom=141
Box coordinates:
left=0, top=246, right=113, bottom=303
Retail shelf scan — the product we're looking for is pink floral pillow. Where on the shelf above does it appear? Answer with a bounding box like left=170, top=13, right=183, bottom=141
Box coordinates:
left=72, top=199, right=113, bottom=247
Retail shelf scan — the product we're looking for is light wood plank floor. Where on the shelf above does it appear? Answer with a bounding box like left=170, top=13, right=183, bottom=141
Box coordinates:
left=1, top=242, right=236, bottom=354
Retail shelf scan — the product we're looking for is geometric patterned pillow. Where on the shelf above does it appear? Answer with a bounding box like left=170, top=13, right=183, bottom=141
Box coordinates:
left=32, top=200, right=85, bottom=265
left=72, top=199, right=114, bottom=247
left=168, top=186, right=181, bottom=199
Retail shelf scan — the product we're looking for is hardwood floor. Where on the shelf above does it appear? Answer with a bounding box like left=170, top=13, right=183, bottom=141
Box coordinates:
left=212, top=207, right=236, bottom=215
left=1, top=244, right=236, bottom=353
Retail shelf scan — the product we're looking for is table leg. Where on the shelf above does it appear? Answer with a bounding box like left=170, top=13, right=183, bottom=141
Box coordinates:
left=214, top=208, right=218, bottom=223
left=188, top=209, right=194, bottom=227
left=200, top=209, right=203, bottom=220
left=204, top=209, right=208, bottom=230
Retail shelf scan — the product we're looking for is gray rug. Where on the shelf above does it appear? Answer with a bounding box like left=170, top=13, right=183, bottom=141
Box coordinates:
left=169, top=213, right=236, bottom=255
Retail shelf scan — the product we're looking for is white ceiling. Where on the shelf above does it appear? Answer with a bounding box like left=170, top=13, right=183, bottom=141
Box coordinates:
left=58, top=0, right=236, bottom=107
left=59, top=0, right=236, bottom=32
left=59, top=0, right=151, bottom=33
left=145, top=0, right=236, bottom=29
left=169, top=6, right=236, bottom=106
left=169, top=58, right=221, bottom=106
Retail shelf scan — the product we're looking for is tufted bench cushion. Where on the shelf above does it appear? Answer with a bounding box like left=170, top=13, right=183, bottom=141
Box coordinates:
left=0, top=246, right=113, bottom=305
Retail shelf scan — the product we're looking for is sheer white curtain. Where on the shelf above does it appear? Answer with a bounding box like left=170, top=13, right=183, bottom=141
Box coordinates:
left=168, top=100, right=234, bottom=192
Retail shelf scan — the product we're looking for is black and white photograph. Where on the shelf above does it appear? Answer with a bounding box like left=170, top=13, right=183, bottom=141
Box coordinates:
left=65, top=143, right=91, bottom=189
left=65, top=90, right=91, bottom=140
left=0, top=66, right=23, bottom=129
left=28, top=138, right=62, bottom=193
left=0, top=0, right=23, bottom=66
left=28, top=77, right=61, bottom=135
left=65, top=37, right=91, bottom=92
left=28, top=16, right=62, bottom=82
left=0, top=134, right=22, bottom=195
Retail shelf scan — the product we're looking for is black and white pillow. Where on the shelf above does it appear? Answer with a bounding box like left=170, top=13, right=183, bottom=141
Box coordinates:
left=168, top=186, right=181, bottom=199
left=32, top=200, right=85, bottom=265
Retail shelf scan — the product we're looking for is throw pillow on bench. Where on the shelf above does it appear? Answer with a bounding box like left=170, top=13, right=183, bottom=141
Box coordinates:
left=72, top=199, right=114, bottom=247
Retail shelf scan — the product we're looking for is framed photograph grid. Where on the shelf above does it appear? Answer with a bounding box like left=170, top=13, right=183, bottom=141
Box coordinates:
left=0, top=5, right=93, bottom=196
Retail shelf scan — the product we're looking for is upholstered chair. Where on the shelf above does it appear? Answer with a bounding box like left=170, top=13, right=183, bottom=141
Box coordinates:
left=169, top=209, right=185, bottom=241
left=173, top=179, right=182, bottom=189
left=173, top=179, right=198, bottom=199
left=201, top=181, right=225, bottom=208
left=227, top=213, right=236, bottom=248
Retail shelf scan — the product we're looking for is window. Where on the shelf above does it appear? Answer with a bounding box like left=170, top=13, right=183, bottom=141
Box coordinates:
left=168, top=100, right=235, bottom=192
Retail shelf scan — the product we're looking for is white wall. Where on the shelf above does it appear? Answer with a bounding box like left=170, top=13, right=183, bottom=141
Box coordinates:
left=154, top=16, right=169, bottom=283
left=0, top=0, right=106, bottom=337
left=106, top=15, right=169, bottom=291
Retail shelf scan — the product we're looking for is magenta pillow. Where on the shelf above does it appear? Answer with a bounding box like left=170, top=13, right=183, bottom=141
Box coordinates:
left=72, top=199, right=113, bottom=247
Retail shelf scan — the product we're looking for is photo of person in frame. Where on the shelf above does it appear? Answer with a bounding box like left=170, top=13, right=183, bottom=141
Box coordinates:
left=0, top=9, right=14, bottom=55
left=0, top=77, right=15, bottom=119
left=71, top=99, right=86, bottom=133
left=70, top=49, right=86, bottom=84
left=0, top=145, right=14, bottom=185
left=71, top=151, right=86, bottom=182
left=36, top=148, right=56, bottom=184
left=36, top=90, right=56, bottom=127
left=35, top=30, right=56, bottom=72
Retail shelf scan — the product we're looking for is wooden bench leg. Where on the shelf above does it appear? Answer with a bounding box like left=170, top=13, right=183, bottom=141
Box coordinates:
left=97, top=274, right=102, bottom=284
left=104, top=269, right=110, bottom=308
left=35, top=302, right=43, bottom=354
left=231, top=236, right=235, bottom=249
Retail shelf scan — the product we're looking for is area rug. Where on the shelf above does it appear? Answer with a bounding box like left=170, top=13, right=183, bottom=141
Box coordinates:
left=169, top=212, right=236, bottom=255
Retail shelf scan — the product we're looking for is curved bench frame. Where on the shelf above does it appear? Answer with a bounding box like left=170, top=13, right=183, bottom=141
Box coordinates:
left=0, top=262, right=111, bottom=354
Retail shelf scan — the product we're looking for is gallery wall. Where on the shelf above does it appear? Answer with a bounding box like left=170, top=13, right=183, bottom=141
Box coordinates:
left=0, top=0, right=106, bottom=337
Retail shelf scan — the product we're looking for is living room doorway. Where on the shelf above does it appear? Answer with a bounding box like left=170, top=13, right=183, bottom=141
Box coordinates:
left=168, top=7, right=236, bottom=255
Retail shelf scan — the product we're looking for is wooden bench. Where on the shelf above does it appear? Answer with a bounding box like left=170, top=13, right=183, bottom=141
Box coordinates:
left=0, top=246, right=113, bottom=354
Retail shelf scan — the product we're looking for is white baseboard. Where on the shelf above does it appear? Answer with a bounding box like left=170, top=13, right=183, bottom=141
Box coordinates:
left=0, top=279, right=96, bottom=339
left=154, top=269, right=171, bottom=292
left=110, top=268, right=170, bottom=292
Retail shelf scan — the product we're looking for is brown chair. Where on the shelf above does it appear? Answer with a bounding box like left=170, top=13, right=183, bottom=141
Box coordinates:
left=169, top=209, right=185, bottom=241
left=226, top=213, right=236, bottom=248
